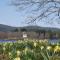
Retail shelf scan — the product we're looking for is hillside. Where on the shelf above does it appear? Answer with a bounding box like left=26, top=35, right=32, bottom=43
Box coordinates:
left=0, top=24, right=60, bottom=32
left=20, top=26, right=60, bottom=32
left=0, top=24, right=16, bottom=32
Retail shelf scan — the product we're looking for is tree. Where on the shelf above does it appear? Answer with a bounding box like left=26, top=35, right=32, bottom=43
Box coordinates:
left=14, top=28, right=19, bottom=32
left=21, top=28, right=27, bottom=32
left=11, top=0, right=60, bottom=24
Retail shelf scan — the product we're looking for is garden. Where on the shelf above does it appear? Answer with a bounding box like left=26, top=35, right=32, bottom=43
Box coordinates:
left=0, top=39, right=60, bottom=60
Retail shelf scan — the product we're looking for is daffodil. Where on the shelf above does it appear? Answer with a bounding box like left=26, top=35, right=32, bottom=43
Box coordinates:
left=34, top=42, right=37, bottom=47
left=8, top=52, right=11, bottom=56
left=17, top=50, right=20, bottom=56
left=54, top=45, right=60, bottom=53
left=10, top=43, right=13, bottom=46
left=41, top=46, right=44, bottom=50
left=47, top=46, right=52, bottom=51
left=3, top=43, right=7, bottom=47
left=14, top=57, right=20, bottom=60
left=24, top=47, right=29, bottom=54
left=3, top=46, right=6, bottom=51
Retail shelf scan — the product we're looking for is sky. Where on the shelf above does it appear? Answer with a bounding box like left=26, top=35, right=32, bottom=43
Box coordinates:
left=0, top=0, right=60, bottom=28
left=0, top=0, right=27, bottom=27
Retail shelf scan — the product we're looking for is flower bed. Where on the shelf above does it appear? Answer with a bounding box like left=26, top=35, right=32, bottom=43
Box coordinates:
left=0, top=40, right=60, bottom=60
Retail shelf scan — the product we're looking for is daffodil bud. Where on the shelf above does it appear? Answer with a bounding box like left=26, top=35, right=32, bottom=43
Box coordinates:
left=34, top=42, right=37, bottom=47
left=24, top=47, right=29, bottom=54
left=17, top=50, right=20, bottom=56
left=3, top=43, right=7, bottom=47
left=9, top=52, right=11, bottom=56
left=3, top=46, right=6, bottom=51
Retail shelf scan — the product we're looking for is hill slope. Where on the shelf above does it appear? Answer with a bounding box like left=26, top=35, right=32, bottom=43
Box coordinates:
left=0, top=24, right=60, bottom=32
left=0, top=24, right=16, bottom=32
left=20, top=26, right=60, bottom=32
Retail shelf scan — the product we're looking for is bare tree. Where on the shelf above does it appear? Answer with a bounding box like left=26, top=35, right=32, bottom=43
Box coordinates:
left=11, top=0, right=60, bottom=24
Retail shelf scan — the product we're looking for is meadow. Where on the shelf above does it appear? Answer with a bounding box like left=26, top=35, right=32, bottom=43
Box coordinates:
left=0, top=39, right=60, bottom=60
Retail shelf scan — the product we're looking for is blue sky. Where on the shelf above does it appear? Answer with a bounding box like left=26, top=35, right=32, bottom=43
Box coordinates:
left=0, top=0, right=60, bottom=28
left=0, top=0, right=27, bottom=27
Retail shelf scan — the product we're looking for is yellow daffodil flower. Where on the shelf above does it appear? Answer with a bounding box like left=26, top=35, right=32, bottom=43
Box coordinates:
left=47, top=46, right=52, bottom=51
left=14, top=57, right=20, bottom=60
left=17, top=50, right=20, bottom=56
